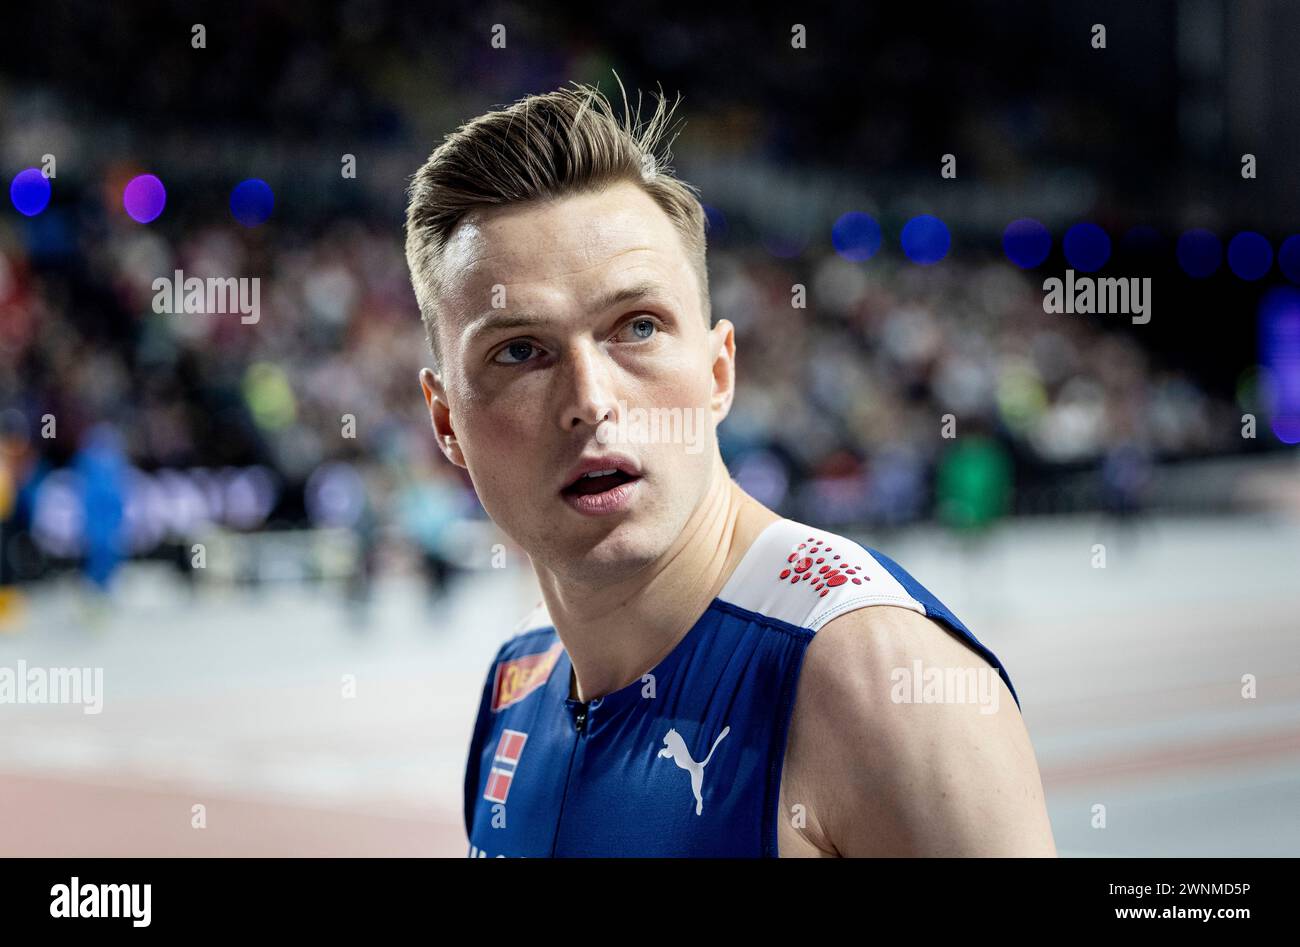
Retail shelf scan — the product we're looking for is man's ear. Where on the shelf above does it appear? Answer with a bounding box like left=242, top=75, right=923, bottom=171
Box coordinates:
left=708, top=319, right=736, bottom=424
left=419, top=367, right=467, bottom=469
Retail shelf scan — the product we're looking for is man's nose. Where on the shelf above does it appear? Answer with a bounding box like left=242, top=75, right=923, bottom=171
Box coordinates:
left=557, top=341, right=617, bottom=431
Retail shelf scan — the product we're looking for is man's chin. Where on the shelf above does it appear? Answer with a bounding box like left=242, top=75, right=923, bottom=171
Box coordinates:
left=541, top=521, right=657, bottom=579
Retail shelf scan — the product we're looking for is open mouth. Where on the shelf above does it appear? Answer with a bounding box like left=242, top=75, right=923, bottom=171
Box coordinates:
left=561, top=468, right=639, bottom=497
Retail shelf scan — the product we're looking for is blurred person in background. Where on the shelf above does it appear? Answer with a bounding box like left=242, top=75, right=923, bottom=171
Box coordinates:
left=72, top=423, right=127, bottom=605
left=393, top=448, right=476, bottom=605
left=935, top=417, right=1015, bottom=613
left=935, top=421, right=1014, bottom=533
left=0, top=408, right=35, bottom=628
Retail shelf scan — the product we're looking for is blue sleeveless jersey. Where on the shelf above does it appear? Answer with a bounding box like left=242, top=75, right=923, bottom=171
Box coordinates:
left=463, top=518, right=1019, bottom=857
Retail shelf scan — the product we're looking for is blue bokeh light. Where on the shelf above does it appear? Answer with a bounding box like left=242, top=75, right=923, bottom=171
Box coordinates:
left=1002, top=218, right=1051, bottom=269
left=1277, top=235, right=1300, bottom=286
left=1259, top=287, right=1300, bottom=444
left=832, top=212, right=882, bottom=262
left=1227, top=232, right=1272, bottom=281
left=230, top=178, right=275, bottom=227
left=10, top=168, right=51, bottom=217
left=900, top=215, right=949, bottom=265
left=1177, top=229, right=1222, bottom=279
left=702, top=204, right=728, bottom=240
left=1063, top=223, right=1110, bottom=273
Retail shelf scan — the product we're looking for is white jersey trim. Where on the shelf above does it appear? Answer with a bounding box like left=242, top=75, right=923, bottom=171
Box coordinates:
left=716, top=518, right=927, bottom=632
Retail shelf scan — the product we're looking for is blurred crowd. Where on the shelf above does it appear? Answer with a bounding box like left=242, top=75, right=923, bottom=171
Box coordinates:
left=716, top=245, right=1244, bottom=528
left=0, top=194, right=1250, bottom=592
left=0, top=1, right=1274, bottom=596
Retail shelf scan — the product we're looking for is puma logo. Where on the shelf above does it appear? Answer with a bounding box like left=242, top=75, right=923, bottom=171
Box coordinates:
left=657, top=725, right=730, bottom=815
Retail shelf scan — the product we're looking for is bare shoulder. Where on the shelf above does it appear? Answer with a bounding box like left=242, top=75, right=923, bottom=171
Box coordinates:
left=781, top=604, right=1057, bottom=857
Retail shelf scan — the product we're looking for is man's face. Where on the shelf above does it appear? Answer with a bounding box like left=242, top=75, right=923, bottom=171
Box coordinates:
left=420, top=180, right=735, bottom=582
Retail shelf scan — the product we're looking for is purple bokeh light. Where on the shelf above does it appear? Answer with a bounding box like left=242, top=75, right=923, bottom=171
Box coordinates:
left=123, top=173, right=166, bottom=223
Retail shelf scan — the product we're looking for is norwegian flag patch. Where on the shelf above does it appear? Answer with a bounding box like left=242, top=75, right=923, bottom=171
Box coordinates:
left=483, top=728, right=528, bottom=804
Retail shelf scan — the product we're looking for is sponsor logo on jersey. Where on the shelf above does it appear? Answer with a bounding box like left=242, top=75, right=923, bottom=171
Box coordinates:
left=777, top=536, right=870, bottom=598
left=491, top=641, right=564, bottom=712
left=484, top=728, right=528, bottom=804
left=657, top=724, right=731, bottom=816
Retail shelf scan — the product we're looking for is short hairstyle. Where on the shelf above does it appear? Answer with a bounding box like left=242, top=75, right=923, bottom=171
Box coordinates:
left=404, top=79, right=710, bottom=371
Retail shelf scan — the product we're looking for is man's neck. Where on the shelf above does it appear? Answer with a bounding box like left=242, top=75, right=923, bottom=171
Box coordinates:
left=536, top=457, right=779, bottom=704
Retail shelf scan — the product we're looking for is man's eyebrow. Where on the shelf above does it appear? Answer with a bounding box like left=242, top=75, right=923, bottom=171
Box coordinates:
left=463, top=280, right=673, bottom=345
left=463, top=312, right=546, bottom=346
left=589, top=280, right=674, bottom=313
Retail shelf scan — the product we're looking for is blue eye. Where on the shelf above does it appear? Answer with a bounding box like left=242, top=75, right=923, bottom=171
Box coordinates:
left=624, top=317, right=657, bottom=341
left=494, top=340, right=540, bottom=364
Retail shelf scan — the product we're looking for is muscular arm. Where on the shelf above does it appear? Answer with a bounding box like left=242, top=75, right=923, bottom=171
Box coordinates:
left=782, top=605, right=1057, bottom=857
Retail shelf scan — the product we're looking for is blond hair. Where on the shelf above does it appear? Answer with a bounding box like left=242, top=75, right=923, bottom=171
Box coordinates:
left=404, top=79, right=709, bottom=369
